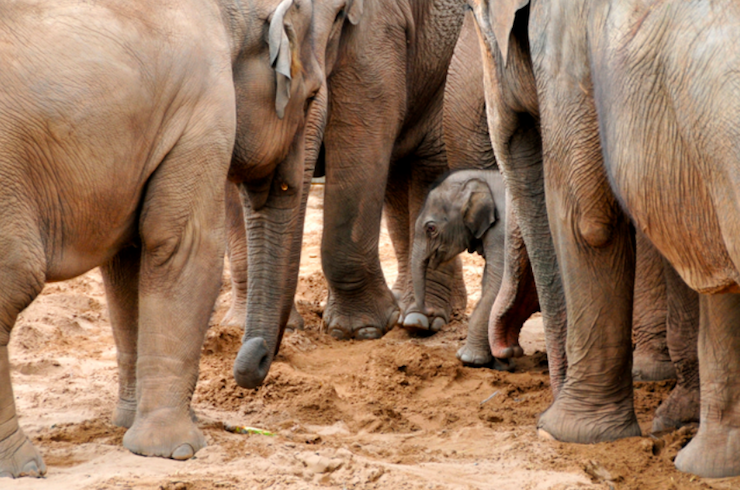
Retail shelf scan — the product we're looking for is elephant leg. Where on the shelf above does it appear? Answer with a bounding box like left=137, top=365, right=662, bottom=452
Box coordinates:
left=482, top=198, right=539, bottom=366
left=101, top=247, right=140, bottom=429
left=222, top=180, right=248, bottom=329
left=675, top=293, right=740, bottom=478
left=632, top=232, right=675, bottom=381
left=384, top=163, right=412, bottom=315
left=457, top=208, right=507, bottom=367
left=0, top=234, right=46, bottom=478
left=652, top=260, right=700, bottom=433
left=321, top=98, right=404, bottom=340
left=123, top=137, right=227, bottom=460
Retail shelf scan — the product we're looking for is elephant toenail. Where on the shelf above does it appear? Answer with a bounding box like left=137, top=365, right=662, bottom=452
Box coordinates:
left=389, top=311, right=401, bottom=327
left=0, top=471, right=14, bottom=478
left=431, top=317, right=446, bottom=332
left=19, top=461, right=39, bottom=477
left=172, top=443, right=195, bottom=460
left=329, top=328, right=349, bottom=340
left=356, top=327, right=382, bottom=339
left=403, top=312, right=429, bottom=329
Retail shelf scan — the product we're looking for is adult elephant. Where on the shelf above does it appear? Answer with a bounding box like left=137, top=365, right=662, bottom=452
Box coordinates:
left=0, top=0, right=357, bottom=477
left=319, top=0, right=473, bottom=341
left=471, top=0, right=737, bottom=478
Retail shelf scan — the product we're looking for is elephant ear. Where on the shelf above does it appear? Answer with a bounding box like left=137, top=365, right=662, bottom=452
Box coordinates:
left=461, top=178, right=497, bottom=239
left=346, top=0, right=364, bottom=25
left=269, top=0, right=295, bottom=119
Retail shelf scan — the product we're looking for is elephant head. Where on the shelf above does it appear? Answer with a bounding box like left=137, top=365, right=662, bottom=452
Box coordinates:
left=224, top=0, right=363, bottom=388
left=408, top=173, right=498, bottom=327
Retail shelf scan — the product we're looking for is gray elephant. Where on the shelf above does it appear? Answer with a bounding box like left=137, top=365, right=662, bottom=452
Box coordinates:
left=470, top=0, right=737, bottom=478
left=406, top=169, right=540, bottom=373
left=318, top=0, right=472, bottom=343
left=0, top=0, right=358, bottom=478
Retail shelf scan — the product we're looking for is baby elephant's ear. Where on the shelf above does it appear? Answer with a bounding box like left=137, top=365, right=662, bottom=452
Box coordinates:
left=461, top=179, right=497, bottom=239
left=269, top=0, right=295, bottom=119
left=347, top=0, right=363, bottom=25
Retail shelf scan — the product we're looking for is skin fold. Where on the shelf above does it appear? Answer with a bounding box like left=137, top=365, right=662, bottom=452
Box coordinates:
left=471, top=0, right=737, bottom=478
left=0, top=0, right=354, bottom=477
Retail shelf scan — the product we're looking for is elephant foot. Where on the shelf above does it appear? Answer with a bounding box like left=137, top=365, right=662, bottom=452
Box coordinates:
left=537, top=391, right=641, bottom=443
left=490, top=338, right=524, bottom=360
left=113, top=398, right=137, bottom=429
left=675, top=425, right=740, bottom=477
left=632, top=352, right=676, bottom=381
left=651, top=383, right=700, bottom=433
left=323, top=287, right=400, bottom=340
left=220, top=303, right=246, bottom=328
left=402, top=312, right=446, bottom=333
left=456, top=341, right=493, bottom=367
left=123, top=408, right=206, bottom=460
left=285, top=304, right=305, bottom=332
left=0, top=428, right=46, bottom=478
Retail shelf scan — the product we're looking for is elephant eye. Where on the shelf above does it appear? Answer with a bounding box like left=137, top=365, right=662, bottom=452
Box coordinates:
left=425, top=223, right=437, bottom=236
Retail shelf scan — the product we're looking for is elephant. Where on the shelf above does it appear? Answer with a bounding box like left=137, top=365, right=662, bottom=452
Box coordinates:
left=470, top=0, right=737, bottom=478
left=407, top=168, right=541, bottom=373
left=0, top=0, right=359, bottom=477
left=318, top=0, right=474, bottom=343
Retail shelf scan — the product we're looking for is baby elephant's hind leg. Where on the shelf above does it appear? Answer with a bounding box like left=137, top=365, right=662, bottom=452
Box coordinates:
left=0, top=235, right=46, bottom=478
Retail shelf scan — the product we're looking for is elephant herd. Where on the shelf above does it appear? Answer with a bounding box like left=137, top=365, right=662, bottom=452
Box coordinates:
left=0, top=0, right=738, bottom=482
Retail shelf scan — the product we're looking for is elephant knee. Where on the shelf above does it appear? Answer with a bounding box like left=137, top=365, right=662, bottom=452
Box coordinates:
left=578, top=214, right=615, bottom=248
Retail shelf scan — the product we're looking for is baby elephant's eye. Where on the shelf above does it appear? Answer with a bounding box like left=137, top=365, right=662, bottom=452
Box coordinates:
left=425, top=223, right=437, bottom=236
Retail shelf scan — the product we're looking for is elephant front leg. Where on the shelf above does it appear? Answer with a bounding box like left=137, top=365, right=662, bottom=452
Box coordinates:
left=0, top=237, right=46, bottom=478
left=101, top=247, right=140, bottom=429
left=222, top=181, right=248, bottom=329
left=122, top=142, right=227, bottom=460
left=652, top=261, right=699, bottom=433
left=675, top=293, right=740, bottom=478
left=632, top=232, right=675, bottom=382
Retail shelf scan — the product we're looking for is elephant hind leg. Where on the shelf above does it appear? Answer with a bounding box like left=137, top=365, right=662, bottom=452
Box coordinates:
left=652, top=260, right=699, bottom=433
left=675, top=293, right=740, bottom=478
left=101, top=247, right=140, bottom=429
left=632, top=232, right=675, bottom=382
left=0, top=234, right=47, bottom=478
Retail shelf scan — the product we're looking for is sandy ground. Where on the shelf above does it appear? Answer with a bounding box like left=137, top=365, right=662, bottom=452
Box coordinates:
left=5, top=185, right=740, bottom=490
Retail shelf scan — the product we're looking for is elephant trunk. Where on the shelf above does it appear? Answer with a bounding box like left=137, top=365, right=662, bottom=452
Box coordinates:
left=233, top=87, right=328, bottom=389
left=410, top=231, right=430, bottom=316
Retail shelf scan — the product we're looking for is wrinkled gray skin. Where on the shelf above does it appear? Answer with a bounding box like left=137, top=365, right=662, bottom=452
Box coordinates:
left=319, top=0, right=472, bottom=341
left=0, top=0, right=356, bottom=477
left=222, top=181, right=304, bottom=332
left=472, top=0, right=737, bottom=478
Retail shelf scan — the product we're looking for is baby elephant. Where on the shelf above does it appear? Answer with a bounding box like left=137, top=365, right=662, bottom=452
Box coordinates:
left=405, top=169, right=526, bottom=369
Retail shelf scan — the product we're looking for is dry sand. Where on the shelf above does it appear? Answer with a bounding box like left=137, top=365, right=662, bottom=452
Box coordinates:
left=5, top=185, right=740, bottom=490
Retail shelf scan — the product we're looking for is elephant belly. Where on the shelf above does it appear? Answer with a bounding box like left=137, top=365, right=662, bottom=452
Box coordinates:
left=613, top=160, right=740, bottom=295
left=596, top=0, right=740, bottom=294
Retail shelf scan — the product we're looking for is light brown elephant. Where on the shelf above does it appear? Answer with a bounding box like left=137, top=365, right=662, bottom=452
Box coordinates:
left=470, top=0, right=737, bottom=478
left=0, top=0, right=359, bottom=478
